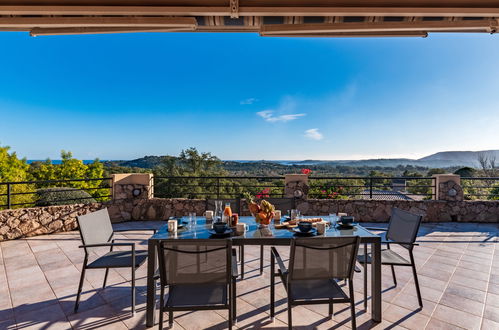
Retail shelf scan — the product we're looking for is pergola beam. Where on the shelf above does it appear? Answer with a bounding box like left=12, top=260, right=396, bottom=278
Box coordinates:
left=30, top=27, right=195, bottom=36
left=1, top=5, right=499, bottom=17
left=0, top=17, right=198, bottom=29
left=261, top=31, right=429, bottom=38
left=260, top=20, right=498, bottom=35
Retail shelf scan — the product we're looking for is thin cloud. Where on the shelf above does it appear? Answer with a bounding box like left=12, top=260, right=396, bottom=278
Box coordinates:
left=257, top=110, right=305, bottom=123
left=304, top=128, right=323, bottom=140
left=240, top=98, right=258, bottom=105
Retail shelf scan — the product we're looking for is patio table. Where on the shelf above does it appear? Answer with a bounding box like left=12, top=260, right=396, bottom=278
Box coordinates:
left=145, top=216, right=382, bottom=327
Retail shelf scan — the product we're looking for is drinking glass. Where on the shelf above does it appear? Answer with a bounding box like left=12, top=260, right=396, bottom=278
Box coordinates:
left=188, top=212, right=196, bottom=231
left=329, top=213, right=338, bottom=226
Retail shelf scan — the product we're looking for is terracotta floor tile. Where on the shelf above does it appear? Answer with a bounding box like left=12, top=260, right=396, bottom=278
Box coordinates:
left=438, top=292, right=484, bottom=317
left=425, top=317, right=466, bottom=329
left=450, top=274, right=489, bottom=292
left=432, top=305, right=482, bottom=330
left=485, top=292, right=499, bottom=308
left=481, top=318, right=499, bottom=330
left=483, top=304, right=499, bottom=323
left=444, top=282, right=486, bottom=303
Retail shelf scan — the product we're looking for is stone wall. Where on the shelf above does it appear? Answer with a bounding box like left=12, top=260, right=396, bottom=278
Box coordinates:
left=0, top=198, right=207, bottom=241
left=1, top=197, right=498, bottom=241
left=296, top=199, right=499, bottom=223
left=0, top=202, right=104, bottom=241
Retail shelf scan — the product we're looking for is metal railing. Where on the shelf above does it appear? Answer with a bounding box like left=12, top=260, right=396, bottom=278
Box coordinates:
left=2, top=175, right=498, bottom=210
left=153, top=176, right=285, bottom=199
left=308, top=176, right=436, bottom=200
left=153, top=176, right=437, bottom=200
left=461, top=177, right=499, bottom=200
left=0, top=177, right=113, bottom=210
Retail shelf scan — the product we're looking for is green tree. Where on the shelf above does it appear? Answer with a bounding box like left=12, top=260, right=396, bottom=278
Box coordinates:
left=153, top=148, right=228, bottom=198
left=27, top=151, right=108, bottom=202
left=0, top=145, right=34, bottom=208
left=454, top=167, right=475, bottom=177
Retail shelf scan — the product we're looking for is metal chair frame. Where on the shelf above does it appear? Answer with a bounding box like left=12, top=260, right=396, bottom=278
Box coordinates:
left=359, top=208, right=423, bottom=308
left=74, top=208, right=156, bottom=314
left=270, top=237, right=360, bottom=329
left=157, top=238, right=238, bottom=330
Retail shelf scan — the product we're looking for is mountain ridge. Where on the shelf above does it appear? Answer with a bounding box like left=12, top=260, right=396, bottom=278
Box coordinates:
left=103, top=150, right=499, bottom=169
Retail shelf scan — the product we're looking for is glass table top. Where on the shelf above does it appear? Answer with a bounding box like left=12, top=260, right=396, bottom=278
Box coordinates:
left=150, top=216, right=379, bottom=242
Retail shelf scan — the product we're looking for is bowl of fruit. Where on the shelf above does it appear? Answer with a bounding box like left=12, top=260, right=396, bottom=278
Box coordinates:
left=243, top=193, right=275, bottom=226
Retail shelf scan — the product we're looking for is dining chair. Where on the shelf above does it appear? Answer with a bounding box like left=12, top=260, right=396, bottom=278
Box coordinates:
left=74, top=208, right=156, bottom=314
left=270, top=236, right=360, bottom=329
left=358, top=208, right=423, bottom=308
left=157, top=238, right=238, bottom=330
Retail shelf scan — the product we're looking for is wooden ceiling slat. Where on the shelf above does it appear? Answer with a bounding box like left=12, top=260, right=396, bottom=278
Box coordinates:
left=30, top=27, right=194, bottom=36
left=0, top=17, right=198, bottom=28
left=1, top=5, right=499, bottom=17
left=260, top=20, right=497, bottom=34
left=261, top=31, right=429, bottom=37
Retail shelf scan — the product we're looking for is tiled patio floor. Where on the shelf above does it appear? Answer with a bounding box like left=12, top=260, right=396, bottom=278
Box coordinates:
left=0, top=222, right=498, bottom=329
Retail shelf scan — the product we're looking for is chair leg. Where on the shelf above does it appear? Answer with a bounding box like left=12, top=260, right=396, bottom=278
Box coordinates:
left=232, top=278, right=237, bottom=323
left=168, top=311, right=173, bottom=328
left=363, top=244, right=368, bottom=310
left=328, top=299, right=333, bottom=318
left=102, top=268, right=109, bottom=289
left=410, top=253, right=423, bottom=308
left=240, top=245, right=245, bottom=279
left=131, top=267, right=136, bottom=315
left=287, top=300, right=292, bottom=330
left=270, top=253, right=275, bottom=320
left=349, top=279, right=357, bottom=330
left=260, top=245, right=264, bottom=275
left=228, top=284, right=233, bottom=330
left=159, top=286, right=165, bottom=330
left=74, top=265, right=87, bottom=313
left=390, top=265, right=397, bottom=287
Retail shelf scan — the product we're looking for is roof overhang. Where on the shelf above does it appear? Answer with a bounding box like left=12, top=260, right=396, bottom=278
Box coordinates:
left=0, top=1, right=498, bottom=37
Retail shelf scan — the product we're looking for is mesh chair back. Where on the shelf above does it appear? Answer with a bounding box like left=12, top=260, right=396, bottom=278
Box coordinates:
left=158, top=239, right=231, bottom=286
left=386, top=208, right=423, bottom=249
left=77, top=208, right=114, bottom=254
left=206, top=199, right=240, bottom=214
left=289, top=236, right=360, bottom=281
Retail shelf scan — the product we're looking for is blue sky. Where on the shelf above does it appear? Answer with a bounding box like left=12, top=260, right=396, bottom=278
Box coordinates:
left=0, top=31, right=498, bottom=160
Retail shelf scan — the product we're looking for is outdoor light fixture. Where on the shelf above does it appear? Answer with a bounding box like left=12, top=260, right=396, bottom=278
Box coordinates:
left=132, top=188, right=142, bottom=197
left=293, top=190, right=304, bottom=198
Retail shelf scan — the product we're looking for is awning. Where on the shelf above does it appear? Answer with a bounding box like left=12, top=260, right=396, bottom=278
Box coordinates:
left=0, top=1, right=497, bottom=37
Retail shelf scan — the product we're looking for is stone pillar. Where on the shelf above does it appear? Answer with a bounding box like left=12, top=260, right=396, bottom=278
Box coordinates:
left=432, top=174, right=464, bottom=201
left=284, top=174, right=309, bottom=199
left=112, top=173, right=154, bottom=200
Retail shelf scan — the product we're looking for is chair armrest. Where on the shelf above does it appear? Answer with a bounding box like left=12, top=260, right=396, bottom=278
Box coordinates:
left=231, top=248, right=239, bottom=278
left=382, top=241, right=419, bottom=246
left=364, top=227, right=388, bottom=231
left=270, top=247, right=288, bottom=276
left=113, top=228, right=157, bottom=234
left=79, top=242, right=135, bottom=249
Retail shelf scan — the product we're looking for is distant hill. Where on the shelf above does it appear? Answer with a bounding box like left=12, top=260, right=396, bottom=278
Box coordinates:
left=418, top=150, right=499, bottom=166
left=101, top=149, right=499, bottom=170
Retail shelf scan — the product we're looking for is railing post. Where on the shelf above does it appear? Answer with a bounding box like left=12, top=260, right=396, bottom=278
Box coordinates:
left=217, top=177, right=220, bottom=199
left=369, top=178, right=373, bottom=199
left=7, top=183, right=11, bottom=209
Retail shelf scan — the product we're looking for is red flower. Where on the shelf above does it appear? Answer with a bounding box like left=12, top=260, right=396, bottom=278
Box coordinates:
left=256, top=188, right=270, bottom=199
left=301, top=168, right=312, bottom=175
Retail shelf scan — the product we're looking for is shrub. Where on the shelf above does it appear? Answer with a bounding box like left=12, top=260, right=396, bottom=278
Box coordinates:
left=36, top=187, right=96, bottom=206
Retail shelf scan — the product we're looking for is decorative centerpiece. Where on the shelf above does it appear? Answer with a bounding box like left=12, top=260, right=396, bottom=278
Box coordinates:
left=243, top=192, right=275, bottom=227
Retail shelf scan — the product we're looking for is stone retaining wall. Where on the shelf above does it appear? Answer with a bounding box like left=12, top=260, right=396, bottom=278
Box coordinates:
left=296, top=199, right=499, bottom=223
left=1, top=198, right=497, bottom=241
